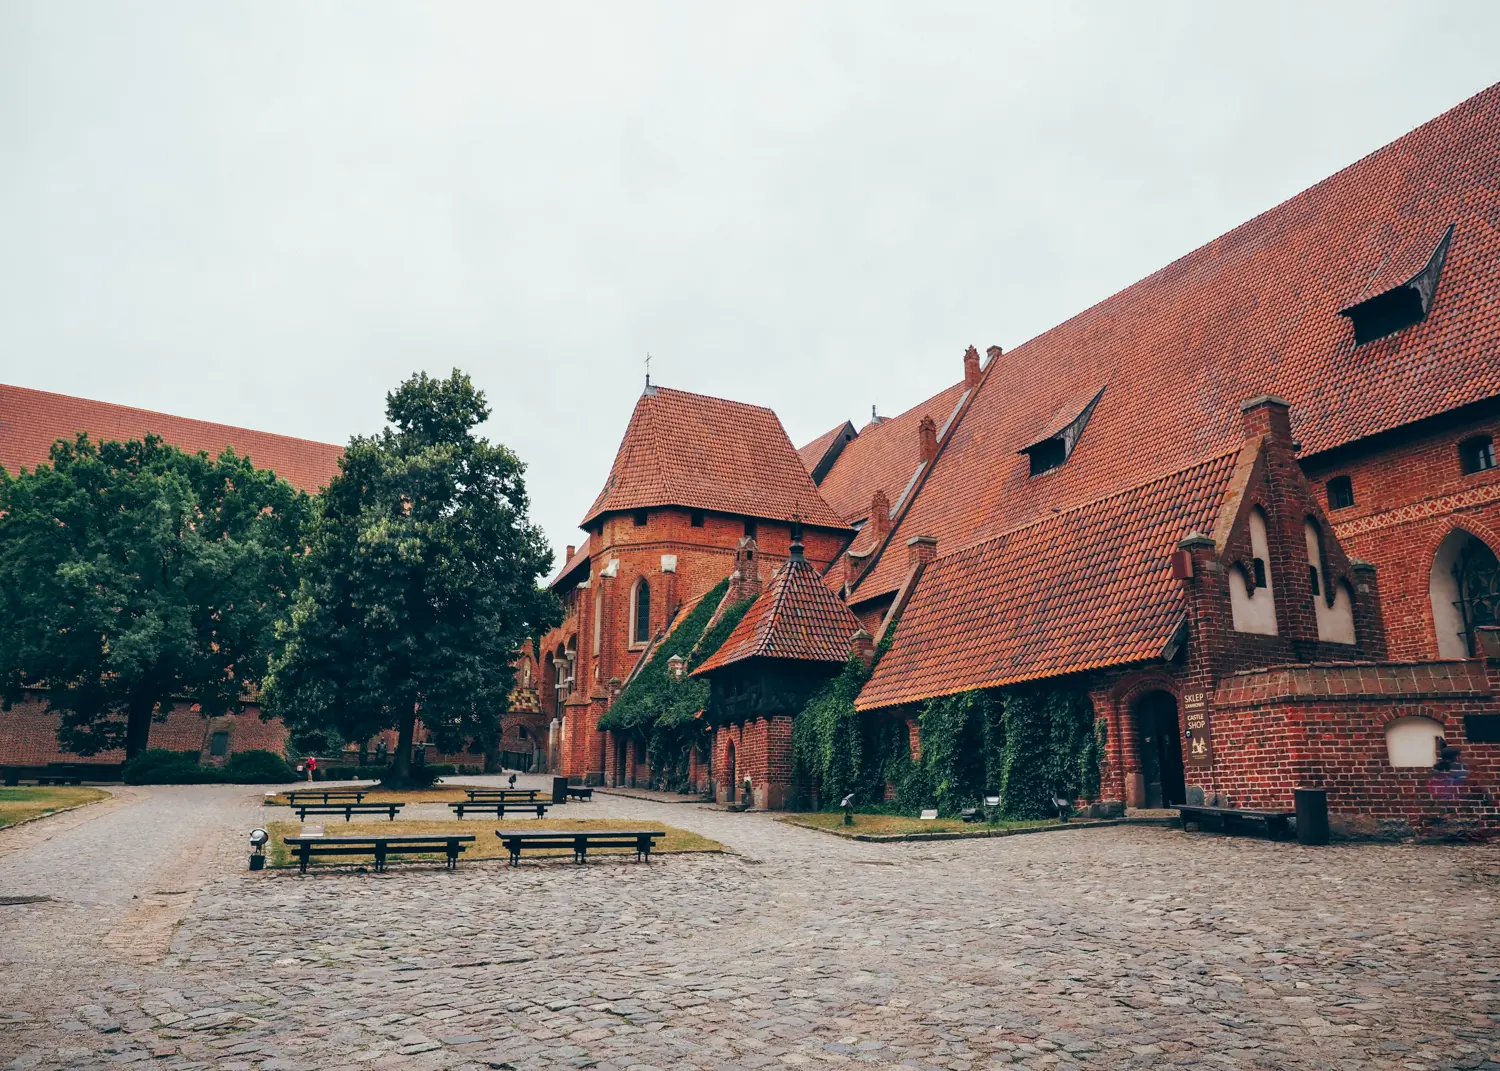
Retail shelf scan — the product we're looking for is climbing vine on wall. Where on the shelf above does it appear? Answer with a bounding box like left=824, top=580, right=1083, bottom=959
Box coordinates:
left=596, top=578, right=753, bottom=790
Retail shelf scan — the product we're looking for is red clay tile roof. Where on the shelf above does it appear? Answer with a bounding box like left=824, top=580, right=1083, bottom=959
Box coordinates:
left=798, top=422, right=852, bottom=476
left=853, top=83, right=1500, bottom=605
left=0, top=384, right=342, bottom=494
left=693, top=550, right=865, bottom=674
left=815, top=381, right=969, bottom=526
left=855, top=451, right=1238, bottom=710
left=582, top=386, right=849, bottom=531
left=549, top=536, right=591, bottom=589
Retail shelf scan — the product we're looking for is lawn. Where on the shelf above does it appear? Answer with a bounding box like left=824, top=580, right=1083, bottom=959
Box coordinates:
left=779, top=811, right=1060, bottom=838
left=263, top=817, right=724, bottom=869
left=264, top=783, right=509, bottom=806
left=0, top=786, right=110, bottom=830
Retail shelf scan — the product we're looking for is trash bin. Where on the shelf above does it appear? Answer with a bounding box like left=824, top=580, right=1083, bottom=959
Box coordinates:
left=552, top=776, right=568, bottom=804
left=1294, top=787, right=1329, bottom=845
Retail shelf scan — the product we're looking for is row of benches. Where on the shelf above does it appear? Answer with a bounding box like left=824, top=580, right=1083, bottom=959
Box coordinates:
left=281, top=829, right=665, bottom=873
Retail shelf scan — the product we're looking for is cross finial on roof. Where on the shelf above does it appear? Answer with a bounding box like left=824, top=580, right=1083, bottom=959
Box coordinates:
left=871, top=403, right=877, bottom=422
left=645, top=352, right=651, bottom=387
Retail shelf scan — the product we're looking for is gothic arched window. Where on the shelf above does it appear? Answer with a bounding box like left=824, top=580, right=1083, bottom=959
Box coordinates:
left=632, top=578, right=652, bottom=646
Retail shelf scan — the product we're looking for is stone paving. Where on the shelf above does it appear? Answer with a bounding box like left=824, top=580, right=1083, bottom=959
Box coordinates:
left=1, top=777, right=1497, bottom=1071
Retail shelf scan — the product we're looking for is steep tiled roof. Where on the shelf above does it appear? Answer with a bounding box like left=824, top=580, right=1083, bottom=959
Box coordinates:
left=0, top=384, right=342, bottom=494
left=856, top=452, right=1238, bottom=710
left=815, top=382, right=969, bottom=525
left=798, top=422, right=852, bottom=477
left=549, top=536, right=591, bottom=589
left=693, top=549, right=865, bottom=674
left=854, top=84, right=1500, bottom=604
left=582, top=386, right=849, bottom=530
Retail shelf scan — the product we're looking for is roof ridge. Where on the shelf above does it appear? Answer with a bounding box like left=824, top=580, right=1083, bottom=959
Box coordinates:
left=647, top=383, right=780, bottom=416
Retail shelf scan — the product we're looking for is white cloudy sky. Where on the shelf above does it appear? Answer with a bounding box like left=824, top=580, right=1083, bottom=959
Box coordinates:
left=3, top=2, right=1498, bottom=569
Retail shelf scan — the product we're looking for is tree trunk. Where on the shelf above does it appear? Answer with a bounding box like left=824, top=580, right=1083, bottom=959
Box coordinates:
left=124, top=695, right=157, bottom=760
left=393, top=708, right=416, bottom=786
left=482, top=715, right=502, bottom=774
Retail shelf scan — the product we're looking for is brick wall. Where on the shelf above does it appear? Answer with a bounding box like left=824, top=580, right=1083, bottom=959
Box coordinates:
left=0, top=691, right=287, bottom=769
left=1207, top=660, right=1499, bottom=838
left=711, top=716, right=794, bottom=809
left=1304, top=407, right=1500, bottom=660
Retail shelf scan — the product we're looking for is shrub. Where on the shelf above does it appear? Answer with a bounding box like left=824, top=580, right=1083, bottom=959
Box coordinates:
left=222, top=749, right=296, bottom=784
left=379, top=762, right=455, bottom=789
left=121, top=749, right=222, bottom=785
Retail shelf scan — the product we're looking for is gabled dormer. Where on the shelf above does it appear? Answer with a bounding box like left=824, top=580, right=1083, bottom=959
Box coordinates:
left=1338, top=223, right=1454, bottom=346
left=1019, top=386, right=1105, bottom=477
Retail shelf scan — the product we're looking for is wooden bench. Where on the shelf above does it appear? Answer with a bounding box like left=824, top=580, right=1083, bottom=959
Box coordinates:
left=289, top=802, right=404, bottom=821
left=1178, top=804, right=1294, bottom=841
left=462, top=788, right=540, bottom=802
left=563, top=786, right=593, bottom=801
left=495, top=829, right=665, bottom=866
left=447, top=800, right=551, bottom=819
left=2, top=764, right=99, bottom=786
left=283, top=834, right=474, bottom=873
left=284, top=788, right=368, bottom=805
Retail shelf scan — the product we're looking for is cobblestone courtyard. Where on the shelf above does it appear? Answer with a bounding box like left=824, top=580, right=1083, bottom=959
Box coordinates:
left=0, top=780, right=1497, bottom=1071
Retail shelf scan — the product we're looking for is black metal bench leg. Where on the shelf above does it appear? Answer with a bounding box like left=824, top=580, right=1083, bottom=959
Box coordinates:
left=575, top=836, right=587, bottom=864
left=299, top=842, right=311, bottom=874
left=375, top=843, right=387, bottom=872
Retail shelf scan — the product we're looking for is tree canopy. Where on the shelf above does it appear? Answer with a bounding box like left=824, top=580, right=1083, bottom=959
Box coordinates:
left=263, top=369, right=559, bottom=785
left=0, top=434, right=310, bottom=757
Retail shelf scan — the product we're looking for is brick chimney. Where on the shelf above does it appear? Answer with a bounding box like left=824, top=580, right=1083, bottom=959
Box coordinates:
left=963, top=346, right=982, bottom=388
left=918, top=415, right=938, bottom=467
left=1239, top=394, right=1293, bottom=447
left=565, top=545, right=575, bottom=561
left=986, top=345, right=1003, bottom=368
left=729, top=536, right=762, bottom=602
left=850, top=628, right=876, bottom=669
left=869, top=489, right=891, bottom=543
left=907, top=534, right=937, bottom=570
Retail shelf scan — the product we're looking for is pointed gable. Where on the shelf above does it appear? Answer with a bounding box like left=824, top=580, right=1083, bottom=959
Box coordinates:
left=692, top=546, right=865, bottom=674
left=582, top=386, right=848, bottom=531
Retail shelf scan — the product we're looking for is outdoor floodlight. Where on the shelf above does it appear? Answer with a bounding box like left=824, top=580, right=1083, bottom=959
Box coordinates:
left=840, top=793, right=855, bottom=826
left=249, top=827, right=269, bottom=871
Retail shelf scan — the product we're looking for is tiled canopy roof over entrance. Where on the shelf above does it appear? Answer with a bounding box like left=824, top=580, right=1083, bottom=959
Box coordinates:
left=0, top=384, right=343, bottom=494
left=850, top=84, right=1500, bottom=607
left=583, top=386, right=848, bottom=531
left=856, top=451, right=1238, bottom=710
left=693, top=548, right=866, bottom=675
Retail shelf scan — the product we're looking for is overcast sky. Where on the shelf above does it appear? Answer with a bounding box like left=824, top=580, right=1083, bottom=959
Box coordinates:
left=3, top=2, right=1498, bottom=569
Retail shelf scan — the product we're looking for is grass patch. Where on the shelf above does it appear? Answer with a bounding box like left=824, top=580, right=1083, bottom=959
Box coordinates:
left=779, top=811, right=1058, bottom=837
left=0, top=786, right=110, bottom=830
left=264, top=817, right=724, bottom=869
left=264, top=783, right=507, bottom=806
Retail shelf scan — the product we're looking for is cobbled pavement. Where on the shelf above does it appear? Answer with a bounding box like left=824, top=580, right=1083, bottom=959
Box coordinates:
left=0, top=777, right=1497, bottom=1070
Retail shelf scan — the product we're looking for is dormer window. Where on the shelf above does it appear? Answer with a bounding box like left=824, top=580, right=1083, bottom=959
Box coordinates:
left=1019, top=387, right=1104, bottom=478
left=1339, top=223, right=1453, bottom=346
left=1460, top=435, right=1496, bottom=475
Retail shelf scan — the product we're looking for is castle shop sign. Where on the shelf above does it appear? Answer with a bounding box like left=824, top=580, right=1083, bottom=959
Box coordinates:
left=1182, top=690, right=1214, bottom=767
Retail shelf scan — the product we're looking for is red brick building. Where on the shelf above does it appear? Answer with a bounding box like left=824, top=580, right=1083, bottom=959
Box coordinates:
left=551, top=85, right=1500, bottom=836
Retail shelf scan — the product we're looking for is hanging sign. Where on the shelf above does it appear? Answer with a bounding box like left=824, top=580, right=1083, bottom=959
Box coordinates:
left=1181, top=690, right=1214, bottom=767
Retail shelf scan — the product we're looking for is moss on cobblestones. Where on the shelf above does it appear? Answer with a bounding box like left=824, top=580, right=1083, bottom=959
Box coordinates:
left=0, top=786, right=109, bottom=829
left=263, top=817, right=724, bottom=868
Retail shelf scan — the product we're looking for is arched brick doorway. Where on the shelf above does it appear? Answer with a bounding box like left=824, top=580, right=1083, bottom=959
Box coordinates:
left=1134, top=690, right=1185, bottom=808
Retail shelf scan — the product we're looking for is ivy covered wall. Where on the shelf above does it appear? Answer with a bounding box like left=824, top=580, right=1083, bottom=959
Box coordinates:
left=596, top=578, right=753, bottom=790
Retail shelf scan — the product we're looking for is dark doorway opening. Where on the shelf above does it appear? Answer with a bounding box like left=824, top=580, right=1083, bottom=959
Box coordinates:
left=726, top=741, right=737, bottom=803
left=1135, top=691, right=1185, bottom=809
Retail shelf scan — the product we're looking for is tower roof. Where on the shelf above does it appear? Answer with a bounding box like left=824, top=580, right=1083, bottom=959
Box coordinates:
left=692, top=544, right=865, bottom=674
left=582, top=385, right=849, bottom=530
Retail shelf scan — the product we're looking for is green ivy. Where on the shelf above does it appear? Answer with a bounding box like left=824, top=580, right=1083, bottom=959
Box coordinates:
left=596, top=579, right=754, bottom=791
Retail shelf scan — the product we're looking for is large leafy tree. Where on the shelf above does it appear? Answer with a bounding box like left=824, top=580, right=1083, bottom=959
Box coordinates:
left=264, top=370, right=559, bottom=786
left=0, top=435, right=311, bottom=757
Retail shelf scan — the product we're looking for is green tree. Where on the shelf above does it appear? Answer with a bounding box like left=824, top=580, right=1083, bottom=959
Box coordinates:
left=0, top=435, right=310, bottom=757
left=264, top=370, right=558, bottom=786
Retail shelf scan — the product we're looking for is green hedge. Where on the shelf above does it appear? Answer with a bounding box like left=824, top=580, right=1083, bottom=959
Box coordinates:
left=121, top=749, right=223, bottom=785
left=222, top=749, right=296, bottom=784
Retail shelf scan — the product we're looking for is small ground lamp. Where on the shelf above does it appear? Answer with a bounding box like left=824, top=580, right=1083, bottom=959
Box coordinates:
left=841, top=793, right=855, bottom=826
left=249, top=828, right=269, bottom=871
